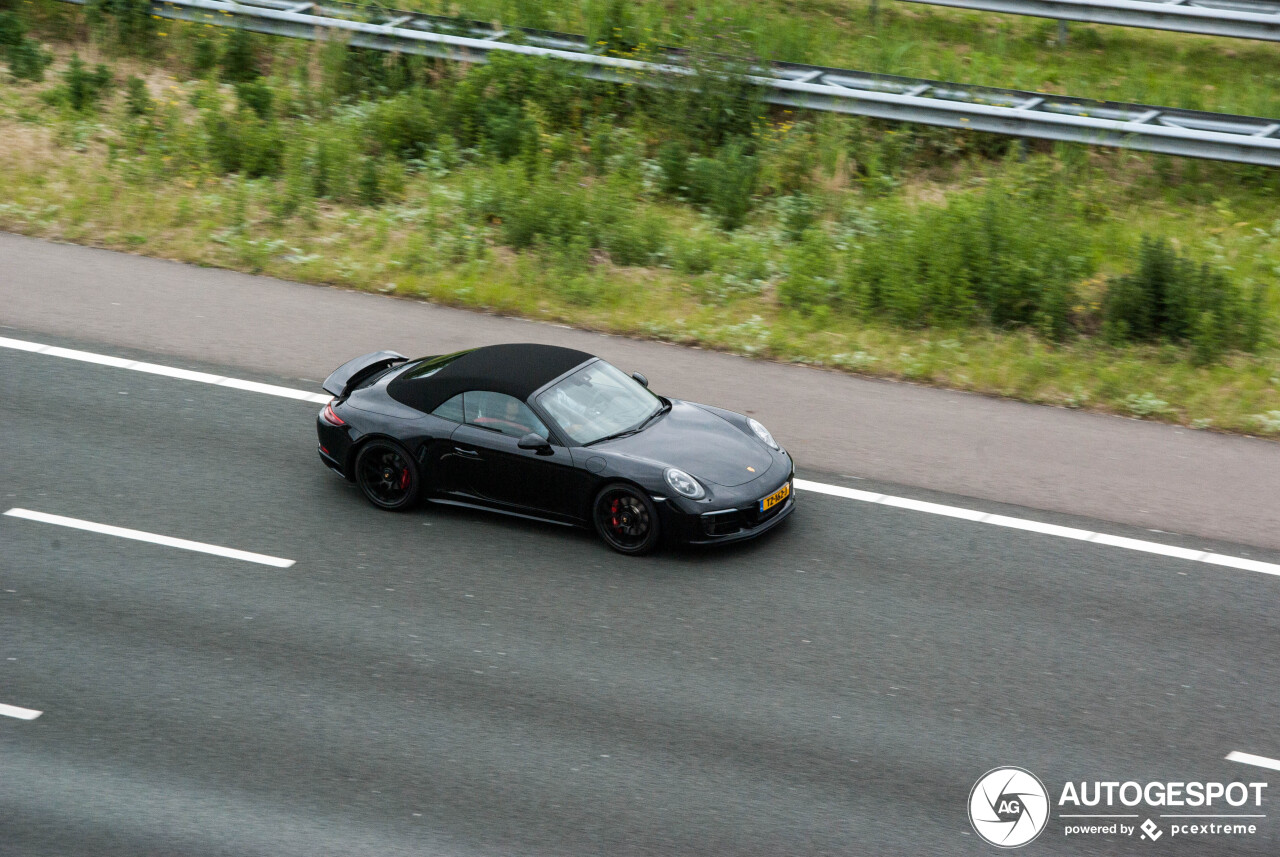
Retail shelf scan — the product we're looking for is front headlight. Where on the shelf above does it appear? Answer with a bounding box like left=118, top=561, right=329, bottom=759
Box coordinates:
left=664, top=467, right=705, bottom=500
left=747, top=417, right=779, bottom=450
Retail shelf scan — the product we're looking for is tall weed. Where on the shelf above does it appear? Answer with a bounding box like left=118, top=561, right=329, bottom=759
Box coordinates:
left=843, top=174, right=1090, bottom=336
left=1103, top=236, right=1265, bottom=363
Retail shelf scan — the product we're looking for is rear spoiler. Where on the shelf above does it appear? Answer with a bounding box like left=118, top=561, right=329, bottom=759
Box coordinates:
left=321, top=351, right=408, bottom=397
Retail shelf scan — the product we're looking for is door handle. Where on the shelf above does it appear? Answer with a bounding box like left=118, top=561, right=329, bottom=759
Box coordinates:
left=453, top=447, right=481, bottom=457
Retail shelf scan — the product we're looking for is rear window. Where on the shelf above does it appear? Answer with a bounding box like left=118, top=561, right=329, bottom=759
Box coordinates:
left=397, top=350, right=472, bottom=382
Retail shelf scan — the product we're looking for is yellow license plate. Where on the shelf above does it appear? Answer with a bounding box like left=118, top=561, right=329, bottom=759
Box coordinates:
left=760, top=482, right=791, bottom=513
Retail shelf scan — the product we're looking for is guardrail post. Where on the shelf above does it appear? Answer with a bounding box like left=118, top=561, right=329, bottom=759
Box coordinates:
left=1057, top=19, right=1068, bottom=45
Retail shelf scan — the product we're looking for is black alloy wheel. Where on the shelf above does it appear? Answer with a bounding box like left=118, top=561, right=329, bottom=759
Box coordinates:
left=592, top=484, right=660, bottom=555
left=355, top=440, right=421, bottom=511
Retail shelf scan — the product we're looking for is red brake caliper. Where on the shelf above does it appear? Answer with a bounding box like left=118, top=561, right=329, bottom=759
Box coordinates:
left=400, top=468, right=410, bottom=490
left=611, top=499, right=620, bottom=530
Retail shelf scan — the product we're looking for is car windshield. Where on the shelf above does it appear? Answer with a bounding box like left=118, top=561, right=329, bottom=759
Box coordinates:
left=536, top=360, right=660, bottom=445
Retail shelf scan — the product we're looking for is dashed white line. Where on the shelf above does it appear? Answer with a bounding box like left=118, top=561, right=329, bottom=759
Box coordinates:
left=4, top=334, right=1280, bottom=579
left=0, top=702, right=43, bottom=720
left=1226, top=751, right=1280, bottom=772
left=4, top=508, right=295, bottom=568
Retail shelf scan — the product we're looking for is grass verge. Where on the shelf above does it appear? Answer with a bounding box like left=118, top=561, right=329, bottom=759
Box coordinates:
left=1, top=2, right=1279, bottom=437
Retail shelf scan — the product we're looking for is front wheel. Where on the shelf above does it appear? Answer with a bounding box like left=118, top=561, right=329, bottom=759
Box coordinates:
left=592, top=483, right=661, bottom=556
left=354, top=440, right=421, bottom=511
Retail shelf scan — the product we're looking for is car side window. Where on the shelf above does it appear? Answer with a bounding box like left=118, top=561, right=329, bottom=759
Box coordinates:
left=463, top=391, right=549, bottom=440
left=431, top=393, right=465, bottom=423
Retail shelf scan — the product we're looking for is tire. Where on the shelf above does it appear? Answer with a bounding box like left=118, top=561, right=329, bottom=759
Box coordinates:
left=592, top=483, right=661, bottom=556
left=354, top=440, right=421, bottom=511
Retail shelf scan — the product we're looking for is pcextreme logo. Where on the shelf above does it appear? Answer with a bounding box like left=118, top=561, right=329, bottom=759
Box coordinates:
left=969, top=767, right=1269, bottom=848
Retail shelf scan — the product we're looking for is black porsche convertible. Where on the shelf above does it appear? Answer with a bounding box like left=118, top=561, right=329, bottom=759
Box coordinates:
left=316, top=343, right=794, bottom=554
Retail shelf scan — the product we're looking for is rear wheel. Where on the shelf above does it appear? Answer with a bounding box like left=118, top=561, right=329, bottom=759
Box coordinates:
left=355, top=440, right=421, bottom=511
left=592, top=483, right=660, bottom=556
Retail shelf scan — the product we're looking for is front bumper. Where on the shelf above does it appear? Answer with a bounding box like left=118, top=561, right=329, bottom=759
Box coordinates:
left=665, top=473, right=796, bottom=545
left=686, top=492, right=796, bottom=544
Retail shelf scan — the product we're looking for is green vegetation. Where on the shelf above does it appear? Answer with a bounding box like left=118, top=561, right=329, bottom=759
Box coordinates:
left=1, top=0, right=1279, bottom=435
left=55, top=52, right=113, bottom=111
left=1103, top=236, right=1265, bottom=364
left=370, top=0, right=1280, bottom=117
left=2, top=10, right=51, bottom=80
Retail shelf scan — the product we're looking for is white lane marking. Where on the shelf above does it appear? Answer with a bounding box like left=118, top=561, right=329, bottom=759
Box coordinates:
left=0, top=702, right=43, bottom=720
left=4, top=335, right=1279, bottom=577
left=0, top=336, right=330, bottom=404
left=4, top=509, right=295, bottom=568
left=1226, top=751, right=1280, bottom=772
left=794, top=479, right=1280, bottom=578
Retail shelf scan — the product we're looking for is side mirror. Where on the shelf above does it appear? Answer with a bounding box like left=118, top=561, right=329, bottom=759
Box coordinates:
left=631, top=372, right=649, bottom=388
left=517, top=432, right=552, bottom=453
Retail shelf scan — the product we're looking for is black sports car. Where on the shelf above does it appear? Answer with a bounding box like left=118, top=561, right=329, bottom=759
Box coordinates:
left=316, top=343, right=794, bottom=554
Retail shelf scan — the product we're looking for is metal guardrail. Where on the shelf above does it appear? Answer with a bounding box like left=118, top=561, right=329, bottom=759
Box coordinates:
left=60, top=0, right=1280, bottom=166
left=895, top=0, right=1280, bottom=43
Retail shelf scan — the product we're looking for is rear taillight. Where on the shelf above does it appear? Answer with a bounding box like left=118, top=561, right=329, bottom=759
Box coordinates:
left=321, top=402, right=346, bottom=426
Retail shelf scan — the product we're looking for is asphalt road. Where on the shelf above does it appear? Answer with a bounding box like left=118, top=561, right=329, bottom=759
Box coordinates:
left=3, top=331, right=1279, bottom=856
left=4, top=231, right=1280, bottom=550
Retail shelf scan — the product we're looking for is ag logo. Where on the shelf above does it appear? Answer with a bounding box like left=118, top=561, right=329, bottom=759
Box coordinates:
left=969, top=767, right=1050, bottom=848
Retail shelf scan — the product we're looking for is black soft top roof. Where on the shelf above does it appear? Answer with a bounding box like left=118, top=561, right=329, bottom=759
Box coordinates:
left=387, top=343, right=594, bottom=413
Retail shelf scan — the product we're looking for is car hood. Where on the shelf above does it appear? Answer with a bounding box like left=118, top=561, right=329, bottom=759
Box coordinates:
left=595, top=400, right=772, bottom=487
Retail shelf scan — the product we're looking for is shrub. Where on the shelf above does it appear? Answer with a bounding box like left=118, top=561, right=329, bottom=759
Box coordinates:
left=1103, top=236, right=1265, bottom=363
left=310, top=130, right=358, bottom=200
left=778, top=229, right=839, bottom=309
left=686, top=139, right=758, bottom=231
left=842, top=179, right=1089, bottom=334
left=364, top=90, right=437, bottom=160
left=0, top=12, right=21, bottom=48
left=777, top=193, right=817, bottom=242
left=86, top=0, right=156, bottom=56
left=6, top=35, right=50, bottom=82
left=473, top=164, right=666, bottom=267
left=357, top=156, right=383, bottom=205
left=325, top=41, right=423, bottom=99
left=235, top=80, right=273, bottom=119
left=0, top=11, right=47, bottom=82
left=763, top=123, right=816, bottom=195
left=62, top=54, right=113, bottom=111
left=647, top=29, right=761, bottom=148
left=274, top=135, right=316, bottom=218
left=205, top=107, right=283, bottom=178
left=444, top=53, right=586, bottom=150
left=220, top=28, right=260, bottom=83
left=670, top=231, right=722, bottom=275
left=124, top=75, right=152, bottom=116
left=483, top=101, right=536, bottom=162
left=191, top=35, right=218, bottom=77
left=655, top=140, right=688, bottom=197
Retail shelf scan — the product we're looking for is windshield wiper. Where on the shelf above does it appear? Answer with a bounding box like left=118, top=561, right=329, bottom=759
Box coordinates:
left=586, top=428, right=641, bottom=446
left=586, top=402, right=670, bottom=446
left=637, top=400, right=671, bottom=430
